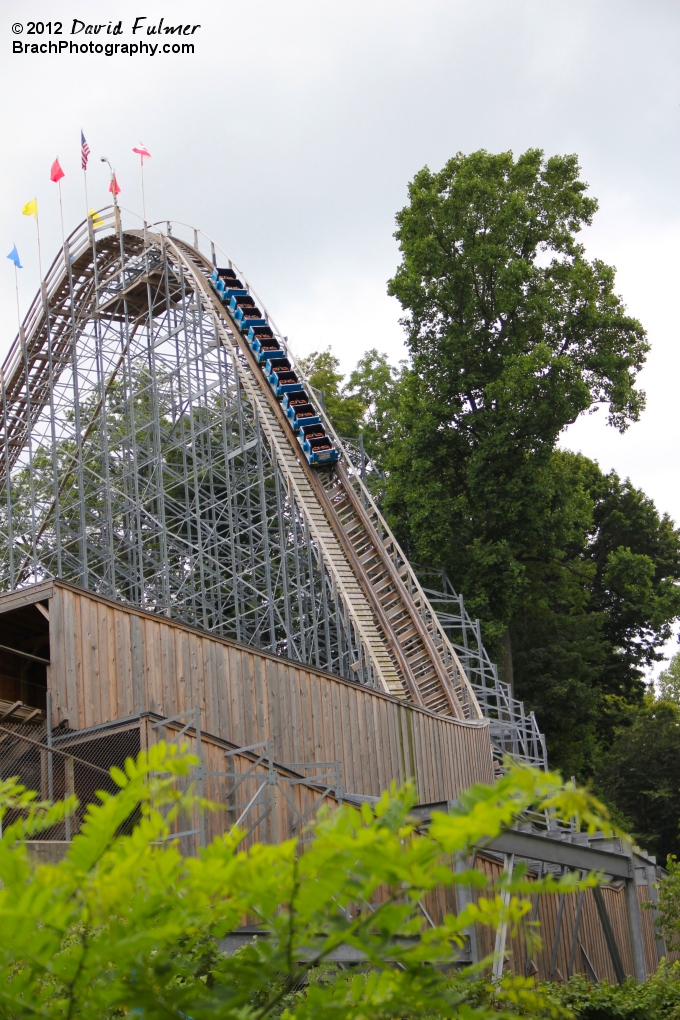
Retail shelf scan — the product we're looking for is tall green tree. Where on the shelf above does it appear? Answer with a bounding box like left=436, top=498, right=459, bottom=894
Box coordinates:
left=592, top=695, right=680, bottom=862
left=372, top=147, right=680, bottom=776
left=509, top=452, right=680, bottom=772
left=385, top=148, right=648, bottom=622
left=658, top=651, right=680, bottom=704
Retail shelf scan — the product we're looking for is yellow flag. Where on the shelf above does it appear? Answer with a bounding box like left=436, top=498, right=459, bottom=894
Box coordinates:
left=88, top=208, right=104, bottom=226
left=22, top=198, right=38, bottom=219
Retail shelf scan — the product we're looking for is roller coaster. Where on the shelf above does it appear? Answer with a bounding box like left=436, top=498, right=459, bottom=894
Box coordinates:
left=0, top=208, right=545, bottom=768
left=210, top=267, right=339, bottom=467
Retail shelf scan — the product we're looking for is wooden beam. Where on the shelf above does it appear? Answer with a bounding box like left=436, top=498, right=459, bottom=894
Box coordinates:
left=0, top=701, right=23, bottom=721
left=0, top=643, right=50, bottom=665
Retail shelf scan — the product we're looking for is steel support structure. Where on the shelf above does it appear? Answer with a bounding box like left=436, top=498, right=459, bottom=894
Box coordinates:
left=342, top=432, right=548, bottom=770
left=0, top=212, right=487, bottom=723
left=214, top=739, right=343, bottom=844
left=0, top=219, right=359, bottom=678
left=411, top=567, right=547, bottom=768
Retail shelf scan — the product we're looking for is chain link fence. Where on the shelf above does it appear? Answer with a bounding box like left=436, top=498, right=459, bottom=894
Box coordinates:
left=0, top=711, right=140, bottom=840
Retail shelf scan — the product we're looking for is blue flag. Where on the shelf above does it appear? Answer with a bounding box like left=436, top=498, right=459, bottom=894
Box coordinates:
left=6, top=245, right=22, bottom=269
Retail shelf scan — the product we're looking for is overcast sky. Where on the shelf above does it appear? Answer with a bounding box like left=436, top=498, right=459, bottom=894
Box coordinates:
left=1, top=0, right=679, bottom=665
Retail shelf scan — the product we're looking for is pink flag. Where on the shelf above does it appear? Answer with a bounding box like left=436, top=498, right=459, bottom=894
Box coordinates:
left=109, top=173, right=121, bottom=196
left=50, top=158, right=65, bottom=183
left=133, top=144, right=151, bottom=162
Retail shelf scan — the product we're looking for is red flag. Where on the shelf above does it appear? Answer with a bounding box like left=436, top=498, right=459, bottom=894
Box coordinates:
left=50, top=158, right=65, bottom=183
left=132, top=144, right=151, bottom=162
left=109, top=173, right=121, bottom=196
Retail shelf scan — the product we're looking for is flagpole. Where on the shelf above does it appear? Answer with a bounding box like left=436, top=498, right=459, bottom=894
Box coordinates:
left=57, top=180, right=65, bottom=246
left=35, top=213, right=43, bottom=284
left=140, top=154, right=147, bottom=244
left=13, top=265, right=21, bottom=332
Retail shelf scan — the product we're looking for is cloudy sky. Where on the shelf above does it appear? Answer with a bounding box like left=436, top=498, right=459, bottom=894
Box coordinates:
left=1, top=0, right=679, bottom=661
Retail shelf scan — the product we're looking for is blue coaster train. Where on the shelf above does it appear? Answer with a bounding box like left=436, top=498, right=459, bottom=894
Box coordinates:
left=210, top=267, right=340, bottom=467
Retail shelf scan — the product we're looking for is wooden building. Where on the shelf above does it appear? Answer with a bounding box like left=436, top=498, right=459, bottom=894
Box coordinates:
left=0, top=578, right=494, bottom=806
left=0, top=579, right=667, bottom=984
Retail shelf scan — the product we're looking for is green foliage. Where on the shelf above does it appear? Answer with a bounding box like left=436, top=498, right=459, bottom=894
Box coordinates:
left=344, top=349, right=405, bottom=468
left=591, top=696, right=680, bottom=861
left=345, top=146, right=679, bottom=779
left=509, top=454, right=680, bottom=774
left=387, top=147, right=648, bottom=433
left=503, top=966, right=680, bottom=1019
left=297, top=349, right=367, bottom=439
left=655, top=855, right=680, bottom=954
left=658, top=653, right=680, bottom=705
left=384, top=146, right=647, bottom=607
left=297, top=348, right=404, bottom=472
left=0, top=746, right=611, bottom=1019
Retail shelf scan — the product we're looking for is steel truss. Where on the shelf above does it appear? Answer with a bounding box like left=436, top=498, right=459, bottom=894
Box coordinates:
left=212, top=739, right=343, bottom=845
left=0, top=215, right=377, bottom=684
left=0, top=211, right=552, bottom=758
left=340, top=439, right=548, bottom=770
left=412, top=567, right=547, bottom=769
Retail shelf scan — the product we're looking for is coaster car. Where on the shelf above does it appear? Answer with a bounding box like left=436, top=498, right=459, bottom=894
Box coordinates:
left=271, top=371, right=302, bottom=397
left=265, top=356, right=292, bottom=378
left=248, top=324, right=275, bottom=344
left=231, top=296, right=268, bottom=329
left=287, top=402, right=321, bottom=429
left=253, top=340, right=285, bottom=363
left=283, top=390, right=312, bottom=422
left=303, top=435, right=339, bottom=466
left=298, top=422, right=327, bottom=442
left=211, top=267, right=247, bottom=300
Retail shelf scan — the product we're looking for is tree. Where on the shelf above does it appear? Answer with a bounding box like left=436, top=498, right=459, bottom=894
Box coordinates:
left=385, top=147, right=648, bottom=615
left=297, top=350, right=367, bottom=439
left=373, top=147, right=680, bottom=777
left=509, top=453, right=680, bottom=773
left=0, top=744, right=608, bottom=1019
left=592, top=695, right=680, bottom=861
left=658, top=651, right=680, bottom=704
left=345, top=349, right=404, bottom=467
left=654, top=855, right=680, bottom=953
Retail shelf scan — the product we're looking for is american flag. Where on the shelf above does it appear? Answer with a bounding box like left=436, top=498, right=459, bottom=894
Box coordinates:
left=81, top=130, right=90, bottom=171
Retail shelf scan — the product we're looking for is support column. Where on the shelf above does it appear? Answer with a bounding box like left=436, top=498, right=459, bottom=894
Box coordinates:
left=646, top=863, right=667, bottom=963
left=492, top=853, right=514, bottom=980
left=593, top=885, right=626, bottom=985
left=454, top=852, right=479, bottom=965
left=194, top=705, right=206, bottom=850
left=624, top=846, right=647, bottom=981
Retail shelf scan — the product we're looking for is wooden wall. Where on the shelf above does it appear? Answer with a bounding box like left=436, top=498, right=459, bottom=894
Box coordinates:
left=29, top=581, right=495, bottom=803
left=0, top=582, right=665, bottom=983
left=473, top=854, right=663, bottom=984
left=144, top=717, right=344, bottom=850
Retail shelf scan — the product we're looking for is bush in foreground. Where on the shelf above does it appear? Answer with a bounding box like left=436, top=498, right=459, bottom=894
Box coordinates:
left=0, top=745, right=628, bottom=1019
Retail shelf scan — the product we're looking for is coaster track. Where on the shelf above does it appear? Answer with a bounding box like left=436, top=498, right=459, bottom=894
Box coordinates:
left=0, top=211, right=484, bottom=724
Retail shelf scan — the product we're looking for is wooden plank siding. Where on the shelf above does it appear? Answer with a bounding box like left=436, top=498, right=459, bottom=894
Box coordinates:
left=470, top=854, right=666, bottom=983
left=1, top=581, right=666, bottom=984
left=5, top=581, right=494, bottom=803
left=143, top=716, right=346, bottom=852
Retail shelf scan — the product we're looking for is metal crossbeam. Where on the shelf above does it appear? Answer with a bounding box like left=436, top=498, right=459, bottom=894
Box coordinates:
left=0, top=213, right=484, bottom=725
